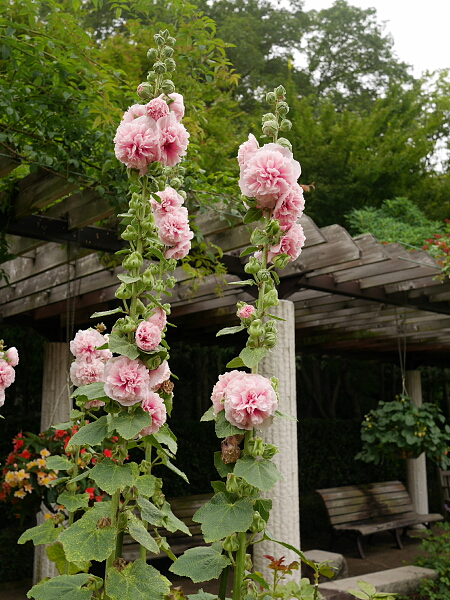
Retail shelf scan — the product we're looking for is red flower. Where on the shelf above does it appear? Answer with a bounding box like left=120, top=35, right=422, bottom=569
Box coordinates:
left=20, top=449, right=31, bottom=459
left=53, top=430, right=67, bottom=440
left=95, top=495, right=103, bottom=502
left=86, top=487, right=95, bottom=500
left=103, top=449, right=113, bottom=458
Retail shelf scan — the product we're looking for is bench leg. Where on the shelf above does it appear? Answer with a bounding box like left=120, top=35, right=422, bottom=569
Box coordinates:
left=356, top=535, right=366, bottom=559
left=390, top=528, right=403, bottom=550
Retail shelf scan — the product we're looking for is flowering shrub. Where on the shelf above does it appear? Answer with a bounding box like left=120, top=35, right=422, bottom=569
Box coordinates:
left=0, top=341, right=19, bottom=408
left=423, top=219, right=450, bottom=279
left=356, top=395, right=450, bottom=469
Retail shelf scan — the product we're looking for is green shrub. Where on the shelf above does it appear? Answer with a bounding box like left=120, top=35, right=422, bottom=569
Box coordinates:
left=413, top=523, right=450, bottom=600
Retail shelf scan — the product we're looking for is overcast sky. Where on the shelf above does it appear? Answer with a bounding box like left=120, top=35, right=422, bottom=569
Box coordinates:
left=302, top=0, right=450, bottom=77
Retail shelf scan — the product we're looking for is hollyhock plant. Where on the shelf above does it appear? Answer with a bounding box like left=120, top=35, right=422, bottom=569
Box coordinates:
left=147, top=306, right=167, bottom=331
left=272, top=184, right=305, bottom=230
left=151, top=186, right=185, bottom=223
left=211, top=370, right=247, bottom=415
left=157, top=208, right=193, bottom=246
left=148, top=360, right=171, bottom=391
left=266, top=222, right=306, bottom=263
left=121, top=103, right=147, bottom=123
left=237, top=304, right=255, bottom=319
left=5, top=347, right=19, bottom=367
left=70, top=328, right=111, bottom=362
left=135, top=320, right=162, bottom=352
left=104, top=355, right=150, bottom=406
left=223, top=373, right=278, bottom=430
left=139, top=390, right=167, bottom=436
left=146, top=97, right=170, bottom=121
left=166, top=92, right=185, bottom=122
left=114, top=115, right=160, bottom=174
left=157, top=112, right=190, bottom=167
left=164, top=239, right=192, bottom=260
left=69, top=357, right=105, bottom=387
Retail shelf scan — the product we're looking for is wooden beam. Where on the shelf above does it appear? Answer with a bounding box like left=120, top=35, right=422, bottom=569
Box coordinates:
left=0, top=152, right=20, bottom=177
left=14, top=169, right=78, bottom=218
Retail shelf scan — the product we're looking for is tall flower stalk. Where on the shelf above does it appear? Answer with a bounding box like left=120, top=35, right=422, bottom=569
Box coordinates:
left=18, top=30, right=195, bottom=600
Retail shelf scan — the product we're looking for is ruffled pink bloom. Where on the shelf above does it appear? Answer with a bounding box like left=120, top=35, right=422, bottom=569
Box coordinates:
left=139, top=391, right=167, bottom=436
left=85, top=399, right=106, bottom=409
left=121, top=104, right=147, bottom=123
left=135, top=321, right=161, bottom=352
left=211, top=370, right=247, bottom=415
left=157, top=208, right=193, bottom=246
left=70, top=358, right=105, bottom=387
left=70, top=329, right=110, bottom=362
left=223, top=372, right=278, bottom=430
left=157, top=113, right=189, bottom=167
left=237, top=304, right=255, bottom=319
left=239, top=144, right=301, bottom=208
left=237, top=133, right=259, bottom=167
left=104, top=356, right=149, bottom=406
left=266, top=223, right=306, bottom=263
left=147, top=307, right=167, bottom=331
left=166, top=93, right=185, bottom=122
left=272, top=184, right=305, bottom=229
left=0, top=359, right=15, bottom=388
left=114, top=116, right=160, bottom=174
left=5, top=347, right=19, bottom=367
left=151, top=186, right=185, bottom=224
left=148, top=360, right=170, bottom=391
left=145, top=97, right=170, bottom=121
left=0, top=387, right=5, bottom=408
left=164, top=239, right=191, bottom=260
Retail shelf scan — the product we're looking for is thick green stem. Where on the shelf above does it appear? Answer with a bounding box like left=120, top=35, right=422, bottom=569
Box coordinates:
left=105, top=489, right=121, bottom=573
left=218, top=565, right=230, bottom=600
left=232, top=531, right=247, bottom=600
left=139, top=443, right=152, bottom=562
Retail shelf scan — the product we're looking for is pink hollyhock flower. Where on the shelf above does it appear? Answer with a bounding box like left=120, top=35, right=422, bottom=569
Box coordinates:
left=121, top=104, right=147, bottom=123
left=266, top=223, right=306, bottom=263
left=148, top=360, right=170, bottom=391
left=157, top=208, right=193, bottom=246
left=157, top=113, right=189, bottom=167
left=114, top=116, right=160, bottom=174
left=135, top=321, right=162, bottom=352
left=139, top=391, right=167, bottom=436
left=85, top=399, right=106, bottom=409
left=5, top=347, right=19, bottom=367
left=237, top=133, right=259, bottom=167
left=239, top=144, right=301, bottom=208
left=166, top=92, right=185, bottom=122
left=0, top=359, right=15, bottom=388
left=70, top=358, right=105, bottom=387
left=104, top=356, right=150, bottom=406
left=147, top=307, right=167, bottom=331
left=211, top=370, right=247, bottom=415
left=164, top=239, right=191, bottom=260
left=145, top=97, right=169, bottom=121
left=151, top=186, right=185, bottom=224
left=272, top=184, right=305, bottom=230
left=70, top=329, right=110, bottom=362
left=223, top=372, right=278, bottom=430
left=0, top=387, right=5, bottom=408
left=237, top=304, right=255, bottom=319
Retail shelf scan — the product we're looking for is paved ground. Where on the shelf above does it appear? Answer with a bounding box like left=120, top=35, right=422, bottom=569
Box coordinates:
left=0, top=528, right=430, bottom=599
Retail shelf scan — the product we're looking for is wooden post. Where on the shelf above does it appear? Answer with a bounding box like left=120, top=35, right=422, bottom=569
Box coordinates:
left=252, top=300, right=300, bottom=581
left=33, top=342, right=71, bottom=584
left=405, top=370, right=429, bottom=519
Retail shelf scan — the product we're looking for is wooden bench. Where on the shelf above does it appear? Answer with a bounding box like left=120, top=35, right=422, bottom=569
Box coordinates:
left=122, top=493, right=211, bottom=561
left=316, top=481, right=444, bottom=559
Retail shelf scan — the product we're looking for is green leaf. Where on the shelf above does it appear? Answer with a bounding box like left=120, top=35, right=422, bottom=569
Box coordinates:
left=46, top=455, right=73, bottom=471
left=200, top=406, right=215, bottom=422
left=109, top=408, right=152, bottom=440
left=234, top=456, right=282, bottom=491
left=254, top=498, right=272, bottom=522
left=239, top=246, right=259, bottom=257
left=66, top=416, right=108, bottom=449
left=46, top=542, right=90, bottom=575
left=57, top=492, right=90, bottom=512
left=169, top=543, right=231, bottom=583
left=105, top=559, right=171, bottom=600
left=26, top=573, right=92, bottom=600
left=216, top=325, right=245, bottom=337
left=225, top=357, right=245, bottom=369
left=68, top=470, right=91, bottom=484
left=245, top=572, right=270, bottom=590
left=193, top=492, right=254, bottom=542
left=274, top=409, right=297, bottom=421
left=215, top=411, right=244, bottom=438
left=71, top=382, right=106, bottom=400
left=108, top=331, right=139, bottom=360
left=153, top=424, right=177, bottom=454
left=357, top=581, right=377, bottom=596
left=137, top=497, right=166, bottom=527
left=90, top=458, right=135, bottom=495
left=117, top=273, right=141, bottom=284
left=214, top=452, right=234, bottom=477
left=135, top=474, right=157, bottom=498
left=228, top=279, right=255, bottom=286
left=160, top=500, right=191, bottom=535
left=127, top=514, right=160, bottom=555
left=347, top=590, right=369, bottom=600
left=18, top=519, right=62, bottom=546
left=91, top=307, right=124, bottom=318
left=243, top=207, right=263, bottom=224
left=239, top=347, right=267, bottom=368
left=262, top=532, right=307, bottom=563
left=59, top=502, right=116, bottom=563
left=187, top=590, right=219, bottom=600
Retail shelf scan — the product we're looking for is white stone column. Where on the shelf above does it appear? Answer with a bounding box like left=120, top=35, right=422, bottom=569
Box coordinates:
left=252, top=300, right=300, bottom=581
left=405, top=370, right=429, bottom=517
left=34, top=342, right=71, bottom=584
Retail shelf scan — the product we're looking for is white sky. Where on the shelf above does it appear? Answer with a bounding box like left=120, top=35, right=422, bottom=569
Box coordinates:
left=302, top=0, right=450, bottom=77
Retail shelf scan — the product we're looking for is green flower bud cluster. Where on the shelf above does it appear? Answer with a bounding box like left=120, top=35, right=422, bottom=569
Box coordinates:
left=138, top=30, right=177, bottom=99
left=247, top=436, right=278, bottom=459
left=249, top=511, right=266, bottom=533
left=262, top=85, right=292, bottom=142
left=223, top=533, right=240, bottom=552
left=226, top=473, right=258, bottom=497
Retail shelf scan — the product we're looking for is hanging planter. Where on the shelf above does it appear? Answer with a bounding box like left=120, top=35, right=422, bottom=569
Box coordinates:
left=355, top=395, right=450, bottom=469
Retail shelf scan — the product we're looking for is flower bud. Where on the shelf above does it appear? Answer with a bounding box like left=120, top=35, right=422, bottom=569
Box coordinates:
left=257, top=269, right=271, bottom=282
left=261, top=112, right=276, bottom=123
left=248, top=319, right=264, bottom=338
left=226, top=473, right=240, bottom=495
left=135, top=299, right=146, bottom=314
left=140, top=460, right=152, bottom=473
left=152, top=489, right=165, bottom=507
left=147, top=71, right=157, bottom=82
left=153, top=61, right=166, bottom=74
left=162, top=46, right=174, bottom=57
left=276, top=101, right=289, bottom=116
left=279, top=119, right=292, bottom=132
left=263, top=289, right=279, bottom=308
left=119, top=316, right=136, bottom=333
left=262, top=120, right=278, bottom=137
left=115, top=284, right=132, bottom=300
left=165, top=276, right=176, bottom=288
left=167, top=36, right=176, bottom=46
left=97, top=516, right=111, bottom=529
left=244, top=257, right=262, bottom=274
left=223, top=533, right=240, bottom=552
left=245, top=554, right=253, bottom=571
left=266, top=91, right=276, bottom=104
left=53, top=512, right=66, bottom=525
left=247, top=436, right=264, bottom=457
left=141, top=269, right=154, bottom=287
left=265, top=219, right=280, bottom=236
left=160, top=29, right=170, bottom=39
left=169, top=177, right=182, bottom=189
left=137, top=82, right=153, bottom=100
left=272, top=253, right=291, bottom=269
left=86, top=576, right=103, bottom=592
left=249, top=511, right=266, bottom=533
left=165, top=58, right=176, bottom=72
left=276, top=137, right=292, bottom=151
left=121, top=225, right=138, bottom=241
left=66, top=482, right=77, bottom=492
left=262, top=443, right=278, bottom=460
left=123, top=486, right=139, bottom=502
left=122, top=251, right=143, bottom=270
left=275, top=85, right=286, bottom=99
left=154, top=33, right=165, bottom=46
left=147, top=47, right=158, bottom=61
left=117, top=512, right=128, bottom=530
left=264, top=332, right=277, bottom=348
left=161, top=79, right=175, bottom=94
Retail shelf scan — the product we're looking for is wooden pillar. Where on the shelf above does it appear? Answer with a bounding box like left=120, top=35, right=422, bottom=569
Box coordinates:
left=252, top=300, right=300, bottom=580
left=405, top=370, right=429, bottom=517
left=34, top=342, right=71, bottom=584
